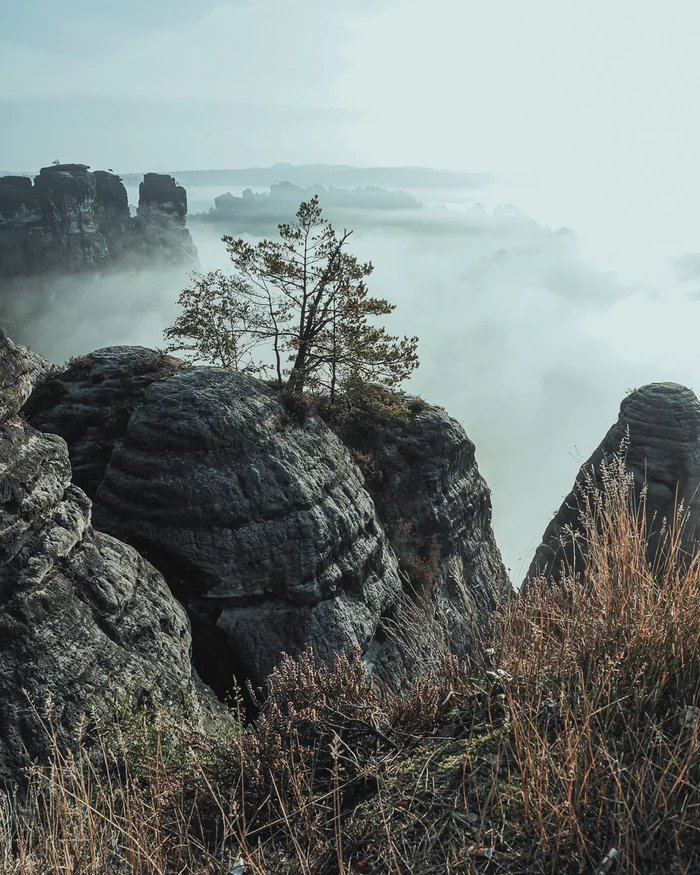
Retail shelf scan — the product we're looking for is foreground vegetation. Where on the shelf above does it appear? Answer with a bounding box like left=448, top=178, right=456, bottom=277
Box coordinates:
left=4, top=456, right=700, bottom=874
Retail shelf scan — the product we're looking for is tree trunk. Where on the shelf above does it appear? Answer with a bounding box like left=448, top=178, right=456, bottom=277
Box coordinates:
left=288, top=342, right=309, bottom=393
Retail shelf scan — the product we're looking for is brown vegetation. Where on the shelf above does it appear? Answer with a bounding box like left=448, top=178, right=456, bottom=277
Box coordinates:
left=4, top=456, right=700, bottom=873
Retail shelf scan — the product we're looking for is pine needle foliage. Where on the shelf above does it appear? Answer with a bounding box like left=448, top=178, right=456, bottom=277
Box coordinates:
left=164, top=196, right=419, bottom=402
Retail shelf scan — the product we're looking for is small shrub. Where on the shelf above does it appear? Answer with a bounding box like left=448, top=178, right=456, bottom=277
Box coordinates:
left=406, top=396, right=427, bottom=414
left=66, top=354, right=93, bottom=372
left=350, top=448, right=384, bottom=486
left=280, top=388, right=317, bottom=426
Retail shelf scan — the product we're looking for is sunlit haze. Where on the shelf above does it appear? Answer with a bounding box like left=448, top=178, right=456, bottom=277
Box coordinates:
left=3, top=0, right=699, bottom=581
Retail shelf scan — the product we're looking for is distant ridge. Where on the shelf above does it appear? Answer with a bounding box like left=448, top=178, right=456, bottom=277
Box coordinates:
left=121, top=164, right=494, bottom=191
left=3, top=165, right=493, bottom=190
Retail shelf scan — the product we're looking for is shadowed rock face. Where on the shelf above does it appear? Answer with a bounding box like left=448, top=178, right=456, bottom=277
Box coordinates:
left=91, top=366, right=407, bottom=690
left=134, top=173, right=198, bottom=265
left=25, top=347, right=185, bottom=496
left=0, top=332, right=211, bottom=784
left=525, top=382, right=700, bottom=586
left=0, top=165, right=109, bottom=276
left=341, top=396, right=511, bottom=653
left=0, top=164, right=198, bottom=279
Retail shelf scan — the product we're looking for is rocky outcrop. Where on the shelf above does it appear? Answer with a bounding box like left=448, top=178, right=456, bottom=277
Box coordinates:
left=90, top=366, right=407, bottom=690
left=525, top=383, right=700, bottom=585
left=134, top=173, right=198, bottom=264
left=139, top=173, right=188, bottom=222
left=0, top=166, right=109, bottom=276
left=25, top=346, right=185, bottom=496
left=333, top=395, right=511, bottom=655
left=0, top=331, right=209, bottom=784
left=0, top=328, right=31, bottom=423
left=15, top=345, right=55, bottom=389
left=0, top=164, right=198, bottom=278
left=26, top=349, right=511, bottom=692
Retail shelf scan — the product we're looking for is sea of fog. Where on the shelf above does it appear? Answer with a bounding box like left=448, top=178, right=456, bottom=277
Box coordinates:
left=13, top=178, right=700, bottom=585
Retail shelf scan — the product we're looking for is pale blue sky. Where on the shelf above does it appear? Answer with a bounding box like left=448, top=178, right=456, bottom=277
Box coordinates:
left=3, top=0, right=700, bottom=277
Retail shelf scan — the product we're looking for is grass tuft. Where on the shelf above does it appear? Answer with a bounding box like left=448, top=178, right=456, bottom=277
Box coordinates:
left=4, top=452, right=700, bottom=872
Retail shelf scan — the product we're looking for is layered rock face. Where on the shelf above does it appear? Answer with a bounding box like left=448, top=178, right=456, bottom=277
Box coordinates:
left=24, top=346, right=185, bottom=496
left=27, top=349, right=511, bottom=692
left=90, top=366, right=406, bottom=689
left=0, top=332, right=207, bottom=783
left=0, top=164, right=198, bottom=278
left=0, top=165, right=109, bottom=276
left=525, top=383, right=700, bottom=585
left=134, top=173, right=198, bottom=264
left=335, top=396, right=511, bottom=655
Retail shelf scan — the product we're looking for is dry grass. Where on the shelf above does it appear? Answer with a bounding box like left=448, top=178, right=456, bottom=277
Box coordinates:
left=4, top=453, right=700, bottom=873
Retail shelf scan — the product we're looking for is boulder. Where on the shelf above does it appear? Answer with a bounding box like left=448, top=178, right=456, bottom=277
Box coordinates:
left=24, top=346, right=185, bottom=496
left=0, top=332, right=209, bottom=784
left=91, top=366, right=407, bottom=690
left=331, top=393, right=511, bottom=657
left=525, top=382, right=700, bottom=585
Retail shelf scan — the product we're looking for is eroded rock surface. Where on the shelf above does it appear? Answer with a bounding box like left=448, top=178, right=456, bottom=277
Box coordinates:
left=25, top=346, right=185, bottom=496
left=0, top=330, right=31, bottom=423
left=92, top=366, right=407, bottom=689
left=333, top=395, right=511, bottom=656
left=525, top=382, right=700, bottom=585
left=0, top=164, right=198, bottom=278
left=0, top=332, right=207, bottom=784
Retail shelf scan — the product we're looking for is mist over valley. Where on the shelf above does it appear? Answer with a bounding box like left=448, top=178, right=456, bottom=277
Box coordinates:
left=6, top=4, right=700, bottom=869
left=2, top=162, right=693, bottom=581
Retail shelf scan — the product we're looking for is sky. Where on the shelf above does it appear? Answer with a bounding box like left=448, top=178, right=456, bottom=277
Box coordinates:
left=3, top=0, right=700, bottom=281
left=3, top=0, right=700, bottom=579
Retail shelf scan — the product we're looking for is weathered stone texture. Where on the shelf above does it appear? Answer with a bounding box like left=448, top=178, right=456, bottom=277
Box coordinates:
left=525, top=382, right=700, bottom=585
left=0, top=332, right=208, bottom=783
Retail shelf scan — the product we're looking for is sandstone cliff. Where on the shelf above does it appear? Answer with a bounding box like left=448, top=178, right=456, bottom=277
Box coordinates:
left=0, top=332, right=212, bottom=783
left=26, top=349, right=511, bottom=695
left=91, top=366, right=407, bottom=691
left=0, top=164, right=198, bottom=279
left=335, top=395, right=511, bottom=657
left=525, top=382, right=700, bottom=585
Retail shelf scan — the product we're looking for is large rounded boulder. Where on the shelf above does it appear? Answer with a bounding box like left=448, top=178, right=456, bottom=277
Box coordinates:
left=92, top=367, right=406, bottom=689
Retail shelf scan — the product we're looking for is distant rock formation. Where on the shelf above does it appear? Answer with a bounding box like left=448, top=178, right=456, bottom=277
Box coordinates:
left=525, top=382, right=700, bottom=586
left=0, top=163, right=198, bottom=278
left=196, top=181, right=420, bottom=232
left=0, top=332, right=214, bottom=784
left=26, top=348, right=511, bottom=695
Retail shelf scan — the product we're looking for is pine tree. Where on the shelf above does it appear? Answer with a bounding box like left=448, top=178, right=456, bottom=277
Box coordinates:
left=165, top=196, right=419, bottom=401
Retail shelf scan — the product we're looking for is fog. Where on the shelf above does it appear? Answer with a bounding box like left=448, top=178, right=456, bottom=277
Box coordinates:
left=4, top=0, right=700, bottom=581
left=6, top=174, right=697, bottom=583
